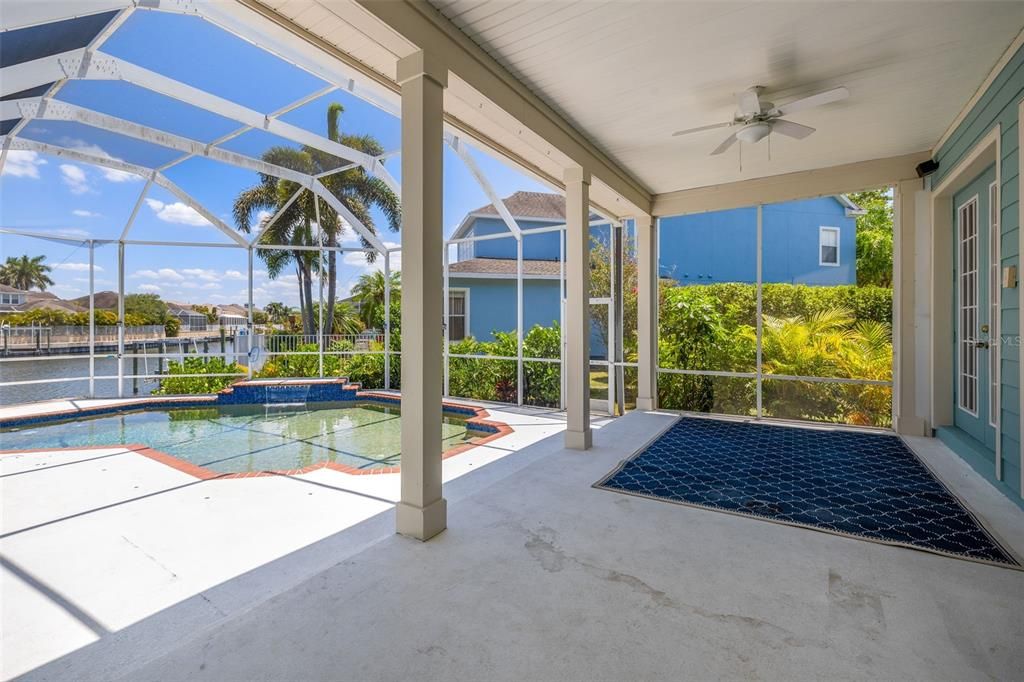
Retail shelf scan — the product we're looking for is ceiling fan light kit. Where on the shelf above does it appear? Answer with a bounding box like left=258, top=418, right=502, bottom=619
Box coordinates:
left=736, top=121, right=772, bottom=144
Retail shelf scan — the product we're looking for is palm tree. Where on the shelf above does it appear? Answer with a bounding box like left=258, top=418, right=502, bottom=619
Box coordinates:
left=233, top=103, right=400, bottom=335
left=351, top=270, right=400, bottom=329
left=0, top=255, right=54, bottom=291
left=264, top=301, right=291, bottom=326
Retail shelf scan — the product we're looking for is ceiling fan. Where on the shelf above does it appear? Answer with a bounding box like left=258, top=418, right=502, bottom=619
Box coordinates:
left=672, top=85, right=849, bottom=155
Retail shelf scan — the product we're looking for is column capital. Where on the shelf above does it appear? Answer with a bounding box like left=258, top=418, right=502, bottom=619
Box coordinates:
left=397, top=50, right=448, bottom=88
left=632, top=213, right=654, bottom=229
left=564, top=166, right=591, bottom=186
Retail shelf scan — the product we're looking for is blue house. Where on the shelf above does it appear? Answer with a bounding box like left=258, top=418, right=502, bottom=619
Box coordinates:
left=657, top=196, right=862, bottom=285
left=447, top=192, right=861, bottom=346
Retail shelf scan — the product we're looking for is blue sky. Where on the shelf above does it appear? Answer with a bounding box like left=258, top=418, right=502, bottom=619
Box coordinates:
left=0, top=10, right=548, bottom=307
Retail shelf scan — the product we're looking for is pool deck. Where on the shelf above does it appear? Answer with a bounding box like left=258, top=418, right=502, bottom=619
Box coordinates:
left=3, top=404, right=1023, bottom=680
left=0, top=395, right=573, bottom=680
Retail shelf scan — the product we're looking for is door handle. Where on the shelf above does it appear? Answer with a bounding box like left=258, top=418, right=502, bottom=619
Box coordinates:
left=974, top=340, right=989, bottom=349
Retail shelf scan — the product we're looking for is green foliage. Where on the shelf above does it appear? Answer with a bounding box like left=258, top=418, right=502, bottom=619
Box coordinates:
left=164, top=316, right=180, bottom=338
left=351, top=270, right=400, bottom=329
left=263, top=302, right=290, bottom=325
left=657, top=283, right=894, bottom=427
left=256, top=343, right=341, bottom=378
left=849, top=189, right=894, bottom=287
left=155, top=357, right=244, bottom=395
left=190, top=304, right=219, bottom=324
left=0, top=254, right=53, bottom=291
left=0, top=308, right=140, bottom=326
left=446, top=324, right=561, bottom=406
left=590, top=234, right=638, bottom=356
left=124, top=293, right=169, bottom=325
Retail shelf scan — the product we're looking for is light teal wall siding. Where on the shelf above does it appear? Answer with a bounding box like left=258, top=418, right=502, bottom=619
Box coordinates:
left=934, top=44, right=1024, bottom=496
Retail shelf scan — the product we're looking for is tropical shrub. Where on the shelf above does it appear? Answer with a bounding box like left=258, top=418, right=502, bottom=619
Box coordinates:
left=155, top=357, right=245, bottom=395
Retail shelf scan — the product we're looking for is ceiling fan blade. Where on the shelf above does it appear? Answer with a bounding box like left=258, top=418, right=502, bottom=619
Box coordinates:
left=710, top=133, right=738, bottom=156
left=771, top=119, right=816, bottom=140
left=672, top=121, right=732, bottom=137
left=737, top=87, right=762, bottom=116
left=774, top=86, right=849, bottom=117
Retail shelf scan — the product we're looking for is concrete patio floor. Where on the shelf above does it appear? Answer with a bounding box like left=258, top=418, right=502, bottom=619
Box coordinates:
left=11, top=410, right=1023, bottom=681
left=0, top=398, right=573, bottom=680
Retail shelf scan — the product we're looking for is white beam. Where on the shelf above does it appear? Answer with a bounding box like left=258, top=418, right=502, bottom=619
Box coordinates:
left=120, top=180, right=152, bottom=241
left=157, top=84, right=338, bottom=173
left=447, top=133, right=520, bottom=238
left=309, top=181, right=387, bottom=253
left=252, top=187, right=304, bottom=245
left=28, top=99, right=313, bottom=185
left=152, top=175, right=249, bottom=247
left=66, top=52, right=400, bottom=195
left=8, top=137, right=155, bottom=179
left=0, top=49, right=84, bottom=97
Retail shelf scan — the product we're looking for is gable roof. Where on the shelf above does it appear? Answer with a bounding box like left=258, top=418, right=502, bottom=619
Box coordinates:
left=469, top=191, right=566, bottom=221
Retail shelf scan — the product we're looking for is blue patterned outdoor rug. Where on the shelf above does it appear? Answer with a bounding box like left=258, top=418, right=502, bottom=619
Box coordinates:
left=595, top=417, right=1020, bottom=569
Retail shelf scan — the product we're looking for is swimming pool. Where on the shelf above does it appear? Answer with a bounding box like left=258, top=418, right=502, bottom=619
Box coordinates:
left=0, top=401, right=499, bottom=476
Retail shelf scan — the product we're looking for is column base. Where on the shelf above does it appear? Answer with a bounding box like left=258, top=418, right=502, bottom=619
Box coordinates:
left=635, top=397, right=656, bottom=411
left=565, top=428, right=592, bottom=450
left=894, top=415, right=930, bottom=437
left=396, top=498, right=447, bottom=541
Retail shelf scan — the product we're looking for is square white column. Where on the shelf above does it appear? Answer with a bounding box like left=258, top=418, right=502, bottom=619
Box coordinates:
left=396, top=51, right=447, bottom=540
left=565, top=167, right=592, bottom=449
left=635, top=213, right=658, bottom=410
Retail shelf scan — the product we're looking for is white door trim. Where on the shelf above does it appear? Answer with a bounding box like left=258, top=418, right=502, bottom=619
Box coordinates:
left=930, top=123, right=1001, bottom=481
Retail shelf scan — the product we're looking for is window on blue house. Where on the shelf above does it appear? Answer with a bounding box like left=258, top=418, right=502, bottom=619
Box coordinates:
left=819, top=227, right=840, bottom=266
left=448, top=291, right=467, bottom=341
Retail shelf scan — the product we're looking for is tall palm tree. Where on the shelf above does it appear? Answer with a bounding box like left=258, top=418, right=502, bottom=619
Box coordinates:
left=0, top=255, right=54, bottom=291
left=233, top=103, right=400, bottom=334
left=351, top=270, right=400, bottom=329
left=263, top=301, right=291, bottom=326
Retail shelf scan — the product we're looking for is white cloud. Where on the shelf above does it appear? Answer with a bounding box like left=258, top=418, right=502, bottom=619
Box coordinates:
left=138, top=284, right=162, bottom=292
left=2, top=150, right=47, bottom=178
left=54, top=262, right=104, bottom=272
left=60, top=164, right=90, bottom=195
left=61, top=140, right=141, bottom=183
left=181, top=267, right=219, bottom=281
left=72, top=209, right=101, bottom=218
left=251, top=209, right=273, bottom=231
left=224, top=270, right=244, bottom=280
left=132, top=268, right=185, bottom=282
left=145, top=199, right=210, bottom=226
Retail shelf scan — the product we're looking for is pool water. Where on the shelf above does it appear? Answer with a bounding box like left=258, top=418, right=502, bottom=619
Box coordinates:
left=0, top=402, right=487, bottom=474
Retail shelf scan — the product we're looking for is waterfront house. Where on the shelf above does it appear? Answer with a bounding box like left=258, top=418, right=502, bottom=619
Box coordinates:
left=168, top=302, right=209, bottom=332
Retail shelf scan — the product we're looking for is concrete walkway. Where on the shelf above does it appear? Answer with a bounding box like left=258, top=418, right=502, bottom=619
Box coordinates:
left=16, top=411, right=1023, bottom=681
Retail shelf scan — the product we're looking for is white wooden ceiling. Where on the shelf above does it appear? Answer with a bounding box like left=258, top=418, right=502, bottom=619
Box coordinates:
left=255, top=0, right=1024, bottom=203
left=426, top=0, right=1024, bottom=194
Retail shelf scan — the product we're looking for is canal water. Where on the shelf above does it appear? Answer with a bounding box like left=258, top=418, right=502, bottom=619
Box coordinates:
left=1, top=342, right=240, bottom=405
